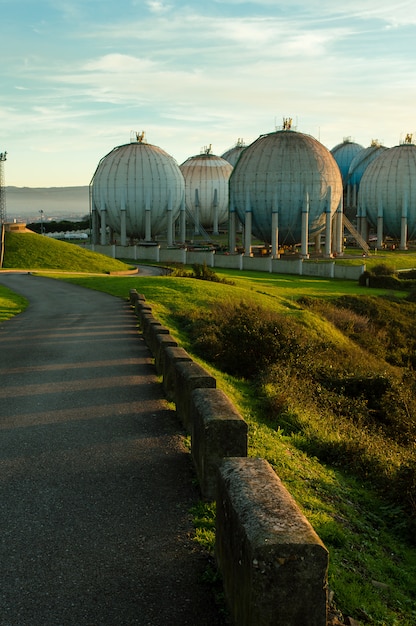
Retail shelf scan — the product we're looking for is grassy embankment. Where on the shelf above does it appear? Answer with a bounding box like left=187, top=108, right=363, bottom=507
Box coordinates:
left=2, top=233, right=416, bottom=625
left=2, top=231, right=132, bottom=273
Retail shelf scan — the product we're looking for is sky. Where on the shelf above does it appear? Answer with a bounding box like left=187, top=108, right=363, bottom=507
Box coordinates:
left=2, top=0, right=416, bottom=188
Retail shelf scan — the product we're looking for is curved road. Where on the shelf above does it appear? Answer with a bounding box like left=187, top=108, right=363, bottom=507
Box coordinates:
left=0, top=273, right=224, bottom=626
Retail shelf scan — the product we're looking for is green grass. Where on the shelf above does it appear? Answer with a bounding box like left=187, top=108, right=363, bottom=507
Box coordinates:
left=0, top=285, right=28, bottom=321
left=2, top=231, right=132, bottom=273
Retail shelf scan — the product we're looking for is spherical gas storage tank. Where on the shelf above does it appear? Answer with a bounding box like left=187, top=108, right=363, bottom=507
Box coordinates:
left=180, top=146, right=233, bottom=231
left=91, top=133, right=184, bottom=240
left=221, top=139, right=246, bottom=167
left=346, top=140, right=387, bottom=188
left=358, top=137, right=416, bottom=241
left=229, top=129, right=343, bottom=245
left=331, top=137, right=365, bottom=183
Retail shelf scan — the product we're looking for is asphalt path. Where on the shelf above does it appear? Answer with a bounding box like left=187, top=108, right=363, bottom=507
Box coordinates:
left=0, top=273, right=225, bottom=626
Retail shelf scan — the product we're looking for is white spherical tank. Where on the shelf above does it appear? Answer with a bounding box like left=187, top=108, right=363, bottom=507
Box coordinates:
left=91, top=135, right=184, bottom=240
left=180, top=148, right=233, bottom=231
left=358, top=138, right=416, bottom=241
left=229, top=129, right=343, bottom=245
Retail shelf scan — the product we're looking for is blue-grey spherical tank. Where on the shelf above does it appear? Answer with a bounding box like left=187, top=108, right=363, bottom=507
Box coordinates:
left=347, top=140, right=387, bottom=187
left=221, top=139, right=246, bottom=167
left=229, top=129, right=343, bottom=245
left=180, top=150, right=233, bottom=228
left=358, top=141, right=416, bottom=240
left=331, top=138, right=365, bottom=183
left=91, top=138, right=184, bottom=239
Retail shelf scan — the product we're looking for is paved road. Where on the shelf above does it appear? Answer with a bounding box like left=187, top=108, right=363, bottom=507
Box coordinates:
left=0, top=273, right=225, bottom=626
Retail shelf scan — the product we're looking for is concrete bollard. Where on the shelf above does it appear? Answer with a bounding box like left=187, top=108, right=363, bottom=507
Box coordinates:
left=190, top=388, right=248, bottom=500
left=129, top=288, right=139, bottom=305
left=135, top=301, right=152, bottom=321
left=161, top=346, right=193, bottom=402
left=216, top=457, right=329, bottom=626
left=153, top=333, right=178, bottom=374
left=142, top=320, right=171, bottom=356
left=173, top=360, right=216, bottom=432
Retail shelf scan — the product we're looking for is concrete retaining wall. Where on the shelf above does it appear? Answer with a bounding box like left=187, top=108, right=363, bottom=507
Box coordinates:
left=129, top=289, right=329, bottom=625
left=94, top=244, right=366, bottom=280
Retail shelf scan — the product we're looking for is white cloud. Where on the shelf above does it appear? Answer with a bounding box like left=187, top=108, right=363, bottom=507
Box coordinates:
left=146, top=0, right=172, bottom=13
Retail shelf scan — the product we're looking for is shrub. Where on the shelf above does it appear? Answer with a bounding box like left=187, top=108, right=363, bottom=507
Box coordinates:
left=371, top=263, right=396, bottom=276
left=190, top=300, right=311, bottom=379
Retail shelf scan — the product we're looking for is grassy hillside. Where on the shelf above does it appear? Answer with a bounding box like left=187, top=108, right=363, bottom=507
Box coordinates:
left=2, top=231, right=132, bottom=273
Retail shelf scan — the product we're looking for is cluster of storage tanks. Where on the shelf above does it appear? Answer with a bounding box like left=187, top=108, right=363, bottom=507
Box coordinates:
left=90, top=123, right=416, bottom=254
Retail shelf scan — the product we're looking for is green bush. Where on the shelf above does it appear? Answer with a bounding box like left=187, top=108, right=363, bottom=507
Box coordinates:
left=371, top=263, right=396, bottom=276
left=181, top=297, right=416, bottom=530
left=189, top=300, right=311, bottom=379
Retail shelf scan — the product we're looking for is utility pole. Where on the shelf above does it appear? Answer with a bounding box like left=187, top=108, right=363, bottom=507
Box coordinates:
left=0, top=151, right=6, bottom=268
left=0, top=151, right=7, bottom=225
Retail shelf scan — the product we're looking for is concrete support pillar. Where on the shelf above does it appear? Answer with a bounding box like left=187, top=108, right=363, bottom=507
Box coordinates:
left=271, top=210, right=279, bottom=259
left=314, top=233, right=321, bottom=254
left=300, top=190, right=309, bottom=259
left=244, top=211, right=252, bottom=257
left=362, top=218, right=369, bottom=243
left=377, top=194, right=384, bottom=249
left=100, top=208, right=107, bottom=246
left=352, top=184, right=357, bottom=210
left=229, top=208, right=237, bottom=253
left=194, top=189, right=200, bottom=235
left=120, top=208, right=127, bottom=247
left=244, top=190, right=252, bottom=257
left=91, top=208, right=99, bottom=245
left=335, top=206, right=344, bottom=256
left=180, top=196, right=186, bottom=244
left=401, top=190, right=408, bottom=250
left=358, top=198, right=366, bottom=239
left=167, top=190, right=173, bottom=247
left=213, top=188, right=219, bottom=235
left=145, top=190, right=151, bottom=241
left=324, top=186, right=332, bottom=258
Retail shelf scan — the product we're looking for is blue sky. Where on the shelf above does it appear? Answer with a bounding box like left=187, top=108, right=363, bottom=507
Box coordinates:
left=2, top=0, right=416, bottom=187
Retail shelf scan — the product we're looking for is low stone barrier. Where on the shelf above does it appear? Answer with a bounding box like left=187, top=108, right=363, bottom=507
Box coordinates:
left=216, top=457, right=329, bottom=626
left=141, top=318, right=171, bottom=357
left=130, top=290, right=329, bottom=625
left=153, top=333, right=178, bottom=375
left=160, top=346, right=193, bottom=401
left=129, top=288, right=140, bottom=305
left=173, top=360, right=216, bottom=432
left=190, top=388, right=248, bottom=500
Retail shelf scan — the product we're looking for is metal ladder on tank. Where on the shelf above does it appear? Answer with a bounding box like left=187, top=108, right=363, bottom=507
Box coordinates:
left=342, top=214, right=370, bottom=256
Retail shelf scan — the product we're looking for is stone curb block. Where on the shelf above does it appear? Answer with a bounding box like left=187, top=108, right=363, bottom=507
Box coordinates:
left=216, top=457, right=329, bottom=626
left=173, top=360, right=216, bottom=432
left=190, top=388, right=248, bottom=500
left=160, top=346, right=193, bottom=402
left=153, top=334, right=178, bottom=375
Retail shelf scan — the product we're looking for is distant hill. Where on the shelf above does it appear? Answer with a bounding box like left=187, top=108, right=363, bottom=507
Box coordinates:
left=5, top=186, right=90, bottom=222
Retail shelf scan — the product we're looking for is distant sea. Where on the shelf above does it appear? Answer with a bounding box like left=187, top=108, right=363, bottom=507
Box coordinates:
left=5, top=186, right=90, bottom=223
